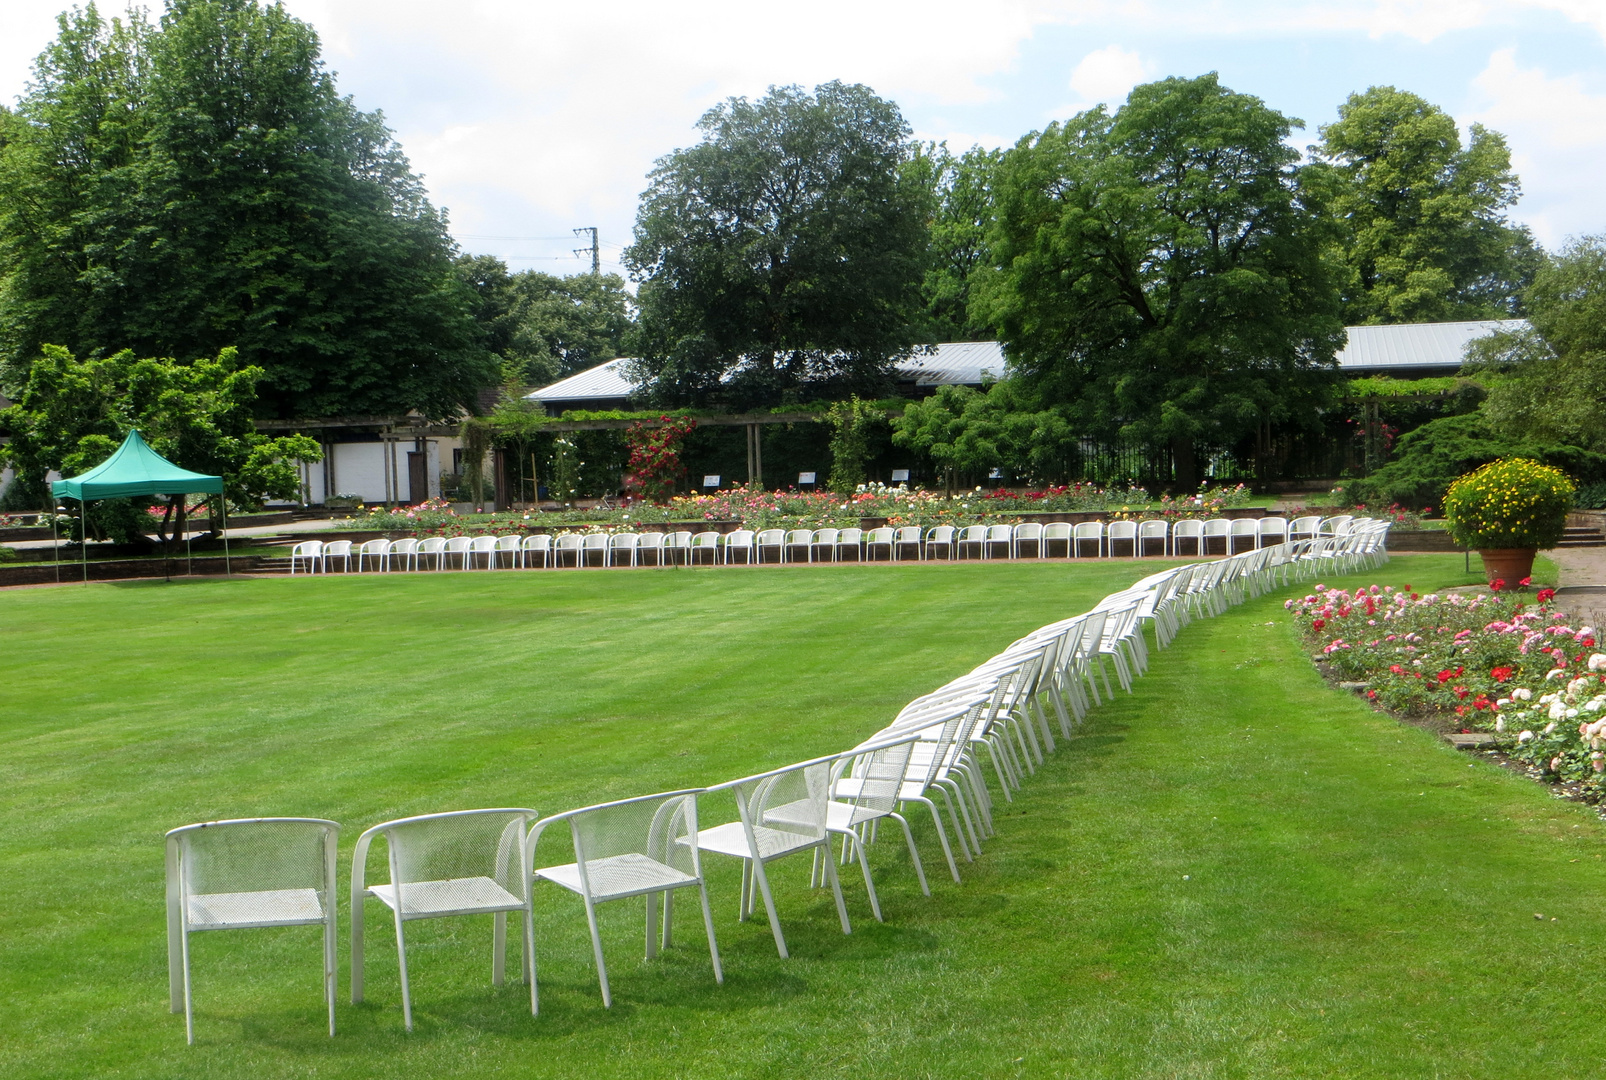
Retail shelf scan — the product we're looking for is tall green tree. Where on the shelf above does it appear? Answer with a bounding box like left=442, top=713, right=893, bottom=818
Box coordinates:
left=624, top=82, right=929, bottom=408
left=0, top=344, right=321, bottom=539
left=1312, top=86, right=1539, bottom=323
left=989, top=74, right=1344, bottom=489
left=455, top=255, right=635, bottom=387
left=911, top=142, right=1001, bottom=342
left=0, top=0, right=496, bottom=419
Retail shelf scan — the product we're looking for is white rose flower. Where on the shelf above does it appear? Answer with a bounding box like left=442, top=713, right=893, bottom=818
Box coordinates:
left=1567, top=709, right=1580, bottom=719
left=1513, top=688, right=1533, bottom=701
left=1495, top=716, right=1506, bottom=733
left=1589, top=653, right=1606, bottom=672
left=1549, top=701, right=1568, bottom=721
left=1519, top=730, right=1535, bottom=742
left=1545, top=721, right=1560, bottom=734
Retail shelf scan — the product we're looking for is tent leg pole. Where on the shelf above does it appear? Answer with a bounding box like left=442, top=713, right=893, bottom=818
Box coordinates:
left=51, top=509, right=60, bottom=584
left=80, top=499, right=88, bottom=586
left=221, top=497, right=231, bottom=576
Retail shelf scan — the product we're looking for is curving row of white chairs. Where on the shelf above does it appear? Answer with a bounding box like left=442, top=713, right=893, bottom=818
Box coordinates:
left=284, top=516, right=1367, bottom=575
left=173, top=521, right=1391, bottom=1041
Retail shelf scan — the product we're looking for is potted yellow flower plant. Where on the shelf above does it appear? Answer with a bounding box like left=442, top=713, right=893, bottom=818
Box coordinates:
left=1442, top=458, right=1574, bottom=587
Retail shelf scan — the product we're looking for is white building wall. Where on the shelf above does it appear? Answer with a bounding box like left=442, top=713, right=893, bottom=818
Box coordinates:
left=330, top=442, right=389, bottom=503
left=0, top=466, right=13, bottom=503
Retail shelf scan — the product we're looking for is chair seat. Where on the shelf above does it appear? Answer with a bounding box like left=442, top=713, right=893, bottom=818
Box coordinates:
left=832, top=776, right=926, bottom=803
left=695, top=820, right=820, bottom=862
left=366, top=876, right=524, bottom=919
left=536, top=852, right=698, bottom=902
left=826, top=800, right=887, bottom=831
left=187, top=887, right=325, bottom=930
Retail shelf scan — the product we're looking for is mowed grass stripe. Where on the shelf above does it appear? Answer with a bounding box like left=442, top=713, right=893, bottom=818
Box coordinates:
left=3, top=556, right=1605, bottom=1078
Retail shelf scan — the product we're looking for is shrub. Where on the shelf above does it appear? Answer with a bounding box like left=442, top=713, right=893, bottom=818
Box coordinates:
left=1443, top=458, right=1574, bottom=550
left=0, top=545, right=15, bottom=563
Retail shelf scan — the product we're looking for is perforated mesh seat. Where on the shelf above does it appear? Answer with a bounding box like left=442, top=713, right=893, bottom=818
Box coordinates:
left=352, top=808, right=536, bottom=1031
left=527, top=790, right=721, bottom=1012
left=165, top=817, right=339, bottom=1044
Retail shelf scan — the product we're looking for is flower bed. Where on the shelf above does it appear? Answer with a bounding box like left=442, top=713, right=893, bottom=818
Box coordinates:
left=1288, top=582, right=1606, bottom=794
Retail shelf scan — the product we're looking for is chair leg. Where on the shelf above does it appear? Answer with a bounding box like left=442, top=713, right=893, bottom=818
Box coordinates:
left=325, top=909, right=337, bottom=1037
left=697, top=883, right=724, bottom=984
left=750, top=858, right=790, bottom=958
left=645, top=891, right=659, bottom=960
left=852, top=831, right=882, bottom=922
left=181, top=927, right=195, bottom=1045
left=493, top=911, right=507, bottom=985
left=892, top=812, right=930, bottom=896
left=582, top=895, right=612, bottom=1007
left=907, top=795, right=961, bottom=883
left=820, top=845, right=852, bottom=934
left=393, top=909, right=414, bottom=1032
left=526, top=901, right=540, bottom=1016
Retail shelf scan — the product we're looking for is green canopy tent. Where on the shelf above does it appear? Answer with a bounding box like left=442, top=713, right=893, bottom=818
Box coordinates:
left=51, top=429, right=230, bottom=584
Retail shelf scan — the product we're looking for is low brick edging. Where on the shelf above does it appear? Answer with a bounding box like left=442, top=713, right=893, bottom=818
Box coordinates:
left=0, top=555, right=266, bottom=588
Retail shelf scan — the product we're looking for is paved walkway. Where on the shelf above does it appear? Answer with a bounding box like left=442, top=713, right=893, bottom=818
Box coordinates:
left=4, top=516, right=338, bottom=553
left=1549, top=547, right=1606, bottom=631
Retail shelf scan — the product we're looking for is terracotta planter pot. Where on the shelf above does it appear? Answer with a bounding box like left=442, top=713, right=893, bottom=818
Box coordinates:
left=1477, top=548, right=1537, bottom=588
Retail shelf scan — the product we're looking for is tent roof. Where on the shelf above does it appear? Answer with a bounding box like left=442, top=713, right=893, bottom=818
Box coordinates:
left=51, top=429, right=224, bottom=501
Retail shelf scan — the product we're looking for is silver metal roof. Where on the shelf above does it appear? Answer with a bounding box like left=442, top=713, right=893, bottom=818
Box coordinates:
left=895, top=341, right=1005, bottom=386
left=526, top=357, right=637, bottom=402
left=1335, top=319, right=1526, bottom=371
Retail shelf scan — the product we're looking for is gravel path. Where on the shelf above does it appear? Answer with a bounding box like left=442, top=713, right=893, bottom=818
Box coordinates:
left=1548, top=546, right=1606, bottom=630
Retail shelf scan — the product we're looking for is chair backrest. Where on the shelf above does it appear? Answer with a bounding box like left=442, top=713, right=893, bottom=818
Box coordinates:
left=692, top=531, right=721, bottom=548
left=444, top=537, right=472, bottom=553
left=522, top=534, right=552, bottom=551
left=755, top=529, right=785, bottom=546
left=419, top=537, right=447, bottom=553
left=167, top=818, right=338, bottom=922
left=292, top=540, right=322, bottom=557
left=392, top=538, right=420, bottom=554
left=609, top=532, right=638, bottom=549
left=1107, top=520, right=1137, bottom=539
left=926, top=525, right=956, bottom=542
left=638, top=532, right=665, bottom=549
left=720, top=759, right=834, bottom=852
left=666, top=531, right=693, bottom=548
left=786, top=529, right=813, bottom=544
left=1138, top=519, right=1168, bottom=538
left=1202, top=518, right=1231, bottom=536
left=895, top=526, right=922, bottom=543
left=1073, top=521, right=1103, bottom=539
left=985, top=524, right=1012, bottom=541
left=470, top=535, right=498, bottom=553
left=528, top=791, right=703, bottom=902
left=324, top=540, right=353, bottom=557
left=1258, top=517, right=1287, bottom=536
left=354, top=809, right=536, bottom=910
left=554, top=533, right=583, bottom=551
left=1288, top=515, right=1321, bottom=534
left=959, top=525, right=987, bottom=541
left=866, top=527, right=895, bottom=544
left=1229, top=518, right=1259, bottom=536
left=1172, top=518, right=1204, bottom=537
left=360, top=539, right=390, bottom=555
left=496, top=535, right=522, bottom=552
left=1043, top=522, right=1072, bottom=540
left=833, top=736, right=918, bottom=815
left=582, top=533, right=610, bottom=550
left=1319, top=515, right=1352, bottom=534
left=837, top=528, right=862, bottom=545
left=727, top=530, right=756, bottom=547
left=812, top=528, right=839, bottom=544
left=1013, top=522, right=1044, bottom=540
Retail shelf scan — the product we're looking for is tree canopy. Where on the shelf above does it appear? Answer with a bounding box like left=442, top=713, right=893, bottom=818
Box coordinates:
left=456, top=255, right=634, bottom=388
left=0, top=0, right=495, bottom=420
left=1311, top=86, right=1538, bottom=324
left=988, top=73, right=1345, bottom=488
left=911, top=143, right=1001, bottom=343
left=624, top=81, right=930, bottom=408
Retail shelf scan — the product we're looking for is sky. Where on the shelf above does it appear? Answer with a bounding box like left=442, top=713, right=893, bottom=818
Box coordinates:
left=3, top=0, right=1604, bottom=280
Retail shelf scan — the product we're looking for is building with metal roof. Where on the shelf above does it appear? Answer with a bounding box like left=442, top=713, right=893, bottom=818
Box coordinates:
left=524, top=320, right=1524, bottom=413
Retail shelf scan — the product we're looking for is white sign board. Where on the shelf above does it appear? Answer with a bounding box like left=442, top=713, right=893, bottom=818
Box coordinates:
left=798, top=472, right=817, bottom=484
left=988, top=468, right=1003, bottom=479
left=702, top=475, right=721, bottom=487
left=891, top=469, right=910, bottom=482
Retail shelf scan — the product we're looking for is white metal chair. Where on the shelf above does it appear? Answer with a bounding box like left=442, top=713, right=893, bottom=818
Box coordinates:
left=520, top=533, right=552, bottom=569
left=579, top=532, right=610, bottom=568
left=636, top=531, right=666, bottom=566
left=1012, top=522, right=1044, bottom=559
left=983, top=523, right=1013, bottom=559
left=166, top=818, right=339, bottom=1044
left=289, top=540, right=323, bottom=574
left=1136, top=519, right=1168, bottom=557
left=417, top=536, right=448, bottom=570
left=553, top=533, right=584, bottom=568
left=828, top=736, right=931, bottom=920
left=923, top=525, right=957, bottom=561
left=606, top=532, right=639, bottom=567
left=390, top=537, right=420, bottom=571
left=864, top=527, right=895, bottom=562
left=724, top=529, right=757, bottom=565
left=443, top=535, right=473, bottom=570
left=322, top=539, right=354, bottom=572
left=357, top=538, right=391, bottom=572
left=784, top=529, right=815, bottom=563
left=1288, top=515, right=1322, bottom=542
left=835, top=527, right=864, bottom=562
left=1202, top=518, right=1232, bottom=556
left=1071, top=521, right=1103, bottom=558
left=663, top=530, right=693, bottom=566
left=352, top=808, right=537, bottom=1032
left=1105, top=520, right=1138, bottom=558
left=1042, top=521, right=1072, bottom=558
left=754, top=529, right=786, bottom=564
left=469, top=534, right=499, bottom=569
left=697, top=758, right=852, bottom=958
left=1257, top=517, right=1287, bottom=548
left=692, top=531, right=723, bottom=565
left=1171, top=518, right=1204, bottom=556
left=525, top=790, right=721, bottom=1013
left=494, top=534, right=523, bottom=569
left=893, top=526, right=923, bottom=561
left=1227, top=518, right=1259, bottom=554
left=955, top=525, right=989, bottom=561
left=1319, top=515, right=1354, bottom=536
left=809, top=528, right=840, bottom=563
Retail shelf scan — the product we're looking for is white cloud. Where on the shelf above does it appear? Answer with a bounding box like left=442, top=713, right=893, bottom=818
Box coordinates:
left=1469, top=48, right=1606, bottom=247
left=1069, top=44, right=1149, bottom=103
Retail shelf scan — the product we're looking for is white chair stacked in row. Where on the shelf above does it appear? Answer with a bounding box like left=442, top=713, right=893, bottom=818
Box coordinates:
left=173, top=519, right=1392, bottom=1040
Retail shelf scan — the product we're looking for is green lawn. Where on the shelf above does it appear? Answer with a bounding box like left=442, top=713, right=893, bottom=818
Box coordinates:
left=4, top=556, right=1604, bottom=1078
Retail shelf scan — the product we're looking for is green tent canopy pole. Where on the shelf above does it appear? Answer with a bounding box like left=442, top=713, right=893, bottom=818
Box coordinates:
left=50, top=506, right=60, bottom=584
left=219, top=495, right=231, bottom=576
left=79, top=498, right=87, bottom=586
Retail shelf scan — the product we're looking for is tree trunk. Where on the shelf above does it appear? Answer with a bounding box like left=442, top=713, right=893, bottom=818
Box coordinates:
left=1172, top=435, right=1198, bottom=492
